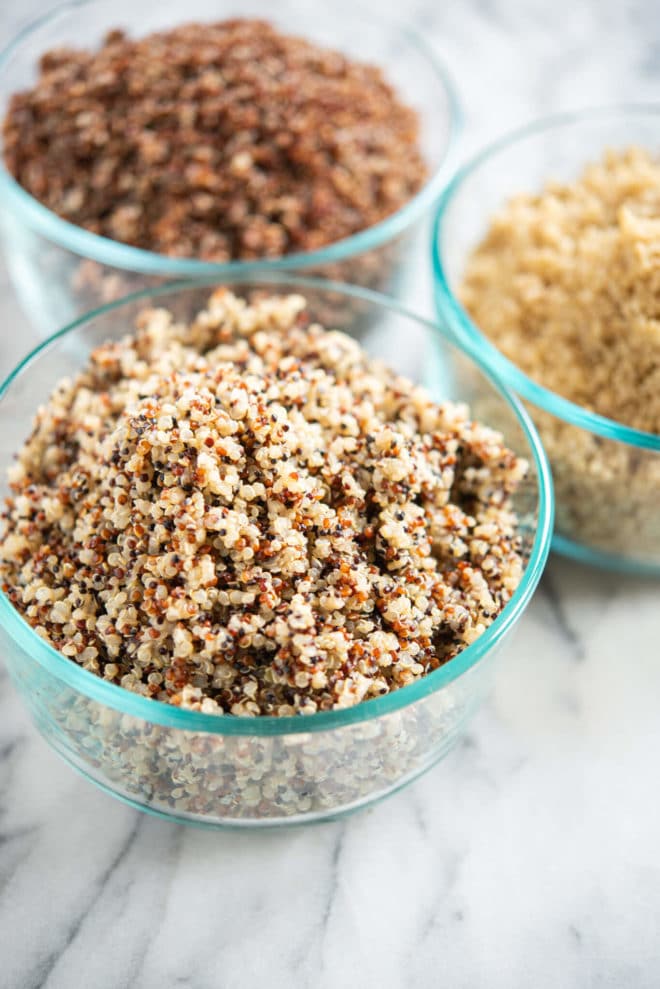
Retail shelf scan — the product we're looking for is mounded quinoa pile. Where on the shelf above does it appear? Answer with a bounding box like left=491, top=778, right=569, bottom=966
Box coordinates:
left=0, top=291, right=526, bottom=716
left=2, top=19, right=427, bottom=261
left=461, top=147, right=660, bottom=433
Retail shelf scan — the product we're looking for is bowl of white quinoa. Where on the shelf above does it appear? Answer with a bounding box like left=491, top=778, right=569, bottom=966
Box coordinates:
left=433, top=105, right=660, bottom=575
left=0, top=277, right=552, bottom=826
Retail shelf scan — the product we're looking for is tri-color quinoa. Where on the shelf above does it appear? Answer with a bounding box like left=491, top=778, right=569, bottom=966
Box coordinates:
left=0, top=291, right=526, bottom=716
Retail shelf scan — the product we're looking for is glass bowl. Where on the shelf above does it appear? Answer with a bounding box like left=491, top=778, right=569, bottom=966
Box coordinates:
left=0, top=0, right=459, bottom=335
left=0, top=276, right=553, bottom=827
left=432, top=105, right=660, bottom=576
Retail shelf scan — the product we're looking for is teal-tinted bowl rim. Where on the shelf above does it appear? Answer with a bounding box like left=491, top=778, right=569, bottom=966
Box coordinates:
left=0, top=0, right=461, bottom=275
left=0, top=274, right=554, bottom=735
left=431, top=103, right=660, bottom=453
left=552, top=532, right=660, bottom=578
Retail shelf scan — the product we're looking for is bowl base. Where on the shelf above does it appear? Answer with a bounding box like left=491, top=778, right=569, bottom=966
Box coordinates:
left=552, top=533, right=660, bottom=577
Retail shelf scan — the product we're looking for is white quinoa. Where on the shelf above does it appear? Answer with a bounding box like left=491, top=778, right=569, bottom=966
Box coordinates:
left=461, top=147, right=660, bottom=559
left=0, top=290, right=526, bottom=716
left=461, top=147, right=660, bottom=434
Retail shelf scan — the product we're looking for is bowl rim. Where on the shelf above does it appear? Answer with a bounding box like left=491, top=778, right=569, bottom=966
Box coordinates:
left=432, top=103, right=660, bottom=452
left=0, top=0, right=460, bottom=275
left=0, top=274, right=554, bottom=735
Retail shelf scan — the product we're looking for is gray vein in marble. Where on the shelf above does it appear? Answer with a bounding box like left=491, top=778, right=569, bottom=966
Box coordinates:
left=319, top=826, right=345, bottom=953
left=0, top=736, right=31, bottom=886
left=34, top=817, right=143, bottom=989
left=0, top=736, right=24, bottom=764
left=416, top=851, right=465, bottom=947
left=0, top=823, right=38, bottom=893
left=539, top=572, right=586, bottom=661
left=42, top=820, right=183, bottom=989
left=409, top=788, right=431, bottom=841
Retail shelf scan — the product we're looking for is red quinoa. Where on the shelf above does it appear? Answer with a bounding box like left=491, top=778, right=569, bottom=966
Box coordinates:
left=3, top=19, right=427, bottom=261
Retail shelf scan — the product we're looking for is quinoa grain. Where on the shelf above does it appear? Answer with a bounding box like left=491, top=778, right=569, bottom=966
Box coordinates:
left=0, top=290, right=526, bottom=715
left=461, top=147, right=660, bottom=557
left=461, top=147, right=660, bottom=434
left=3, top=19, right=426, bottom=261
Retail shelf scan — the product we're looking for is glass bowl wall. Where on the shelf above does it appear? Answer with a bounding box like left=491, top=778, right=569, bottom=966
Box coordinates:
left=433, top=106, right=660, bottom=575
left=0, top=277, right=552, bottom=826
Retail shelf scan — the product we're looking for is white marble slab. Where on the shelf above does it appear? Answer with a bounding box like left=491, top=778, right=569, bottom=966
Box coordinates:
left=0, top=1, right=659, bottom=987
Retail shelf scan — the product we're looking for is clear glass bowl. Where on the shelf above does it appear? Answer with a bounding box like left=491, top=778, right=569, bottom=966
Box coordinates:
left=432, top=105, right=660, bottom=576
left=0, top=276, right=553, bottom=827
left=0, top=0, right=459, bottom=335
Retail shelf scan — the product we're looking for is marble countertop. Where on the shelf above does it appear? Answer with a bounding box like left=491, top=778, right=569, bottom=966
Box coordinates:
left=0, top=1, right=659, bottom=987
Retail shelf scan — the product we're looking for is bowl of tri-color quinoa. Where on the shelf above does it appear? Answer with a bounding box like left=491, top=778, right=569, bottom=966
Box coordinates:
left=0, top=278, right=552, bottom=826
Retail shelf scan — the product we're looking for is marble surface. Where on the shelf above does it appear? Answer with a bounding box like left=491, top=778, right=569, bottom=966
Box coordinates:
left=0, top=1, right=659, bottom=987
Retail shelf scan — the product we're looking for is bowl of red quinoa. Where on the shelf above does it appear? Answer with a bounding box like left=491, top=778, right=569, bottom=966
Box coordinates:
left=0, top=276, right=552, bottom=826
left=0, top=0, right=459, bottom=333
left=432, top=105, right=660, bottom=576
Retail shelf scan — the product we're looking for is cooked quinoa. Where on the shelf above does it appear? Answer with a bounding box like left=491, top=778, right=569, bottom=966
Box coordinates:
left=0, top=291, right=526, bottom=716
left=461, top=147, right=660, bottom=434
left=460, top=146, right=660, bottom=560
left=3, top=19, right=426, bottom=261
